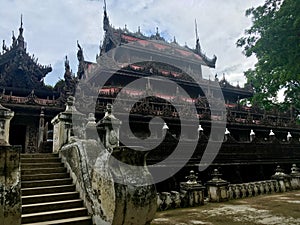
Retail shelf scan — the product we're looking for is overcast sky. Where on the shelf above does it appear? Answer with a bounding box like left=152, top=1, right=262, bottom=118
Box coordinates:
left=0, top=0, right=265, bottom=86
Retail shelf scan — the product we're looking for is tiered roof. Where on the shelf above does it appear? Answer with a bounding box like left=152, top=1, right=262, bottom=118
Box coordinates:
left=0, top=16, right=52, bottom=91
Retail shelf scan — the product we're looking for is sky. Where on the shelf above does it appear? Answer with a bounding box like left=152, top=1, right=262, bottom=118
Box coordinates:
left=0, top=0, right=265, bottom=86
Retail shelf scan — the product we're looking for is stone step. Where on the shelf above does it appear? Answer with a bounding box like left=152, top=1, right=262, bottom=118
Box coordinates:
left=21, top=216, right=93, bottom=225
left=21, top=167, right=67, bottom=175
left=21, top=162, right=64, bottom=169
left=22, top=199, right=83, bottom=214
left=22, top=184, right=75, bottom=196
left=21, top=207, right=88, bottom=224
left=22, top=173, right=69, bottom=181
left=22, top=178, right=73, bottom=188
left=21, top=153, right=59, bottom=158
left=22, top=192, right=80, bottom=205
left=21, top=157, right=61, bottom=163
left=20, top=153, right=93, bottom=225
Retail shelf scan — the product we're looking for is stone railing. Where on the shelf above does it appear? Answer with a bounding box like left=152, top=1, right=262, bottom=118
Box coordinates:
left=157, top=188, right=204, bottom=211
left=228, top=180, right=280, bottom=200
left=156, top=165, right=300, bottom=212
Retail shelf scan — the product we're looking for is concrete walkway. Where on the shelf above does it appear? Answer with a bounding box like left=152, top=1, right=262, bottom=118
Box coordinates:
left=152, top=190, right=300, bottom=225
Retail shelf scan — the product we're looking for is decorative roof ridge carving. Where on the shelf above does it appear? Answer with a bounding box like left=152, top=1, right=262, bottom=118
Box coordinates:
left=100, top=4, right=216, bottom=67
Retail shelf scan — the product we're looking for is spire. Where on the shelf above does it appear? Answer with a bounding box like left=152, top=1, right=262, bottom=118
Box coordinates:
left=195, top=19, right=201, bottom=53
left=19, top=14, right=24, bottom=36
left=103, top=0, right=110, bottom=32
left=17, top=14, right=25, bottom=49
left=173, top=36, right=177, bottom=44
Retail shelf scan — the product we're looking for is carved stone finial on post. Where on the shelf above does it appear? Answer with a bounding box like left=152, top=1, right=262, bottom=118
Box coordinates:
left=96, top=104, right=122, bottom=150
left=186, top=170, right=198, bottom=185
left=180, top=170, right=205, bottom=207
left=206, top=168, right=229, bottom=202
left=0, top=103, right=14, bottom=146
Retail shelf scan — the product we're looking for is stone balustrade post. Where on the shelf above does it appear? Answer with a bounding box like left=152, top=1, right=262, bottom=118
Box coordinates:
left=51, top=96, right=85, bottom=153
left=96, top=104, right=122, bottom=150
left=206, top=168, right=229, bottom=202
left=85, top=113, right=98, bottom=140
left=271, top=165, right=291, bottom=192
left=0, top=104, right=21, bottom=225
left=180, top=170, right=205, bottom=207
left=290, top=164, right=300, bottom=190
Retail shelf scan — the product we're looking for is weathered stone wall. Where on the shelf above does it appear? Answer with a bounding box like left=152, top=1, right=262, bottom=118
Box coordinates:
left=0, top=145, right=21, bottom=225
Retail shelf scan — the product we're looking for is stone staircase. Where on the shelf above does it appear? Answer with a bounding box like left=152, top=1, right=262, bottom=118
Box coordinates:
left=21, top=153, right=93, bottom=225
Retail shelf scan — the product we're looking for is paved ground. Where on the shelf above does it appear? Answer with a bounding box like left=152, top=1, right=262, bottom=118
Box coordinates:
left=151, top=190, right=300, bottom=225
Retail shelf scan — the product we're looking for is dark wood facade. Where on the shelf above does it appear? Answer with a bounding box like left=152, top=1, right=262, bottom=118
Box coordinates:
left=0, top=11, right=299, bottom=190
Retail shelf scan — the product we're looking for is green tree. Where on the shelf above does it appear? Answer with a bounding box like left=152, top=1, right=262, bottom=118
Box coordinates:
left=237, top=0, right=300, bottom=113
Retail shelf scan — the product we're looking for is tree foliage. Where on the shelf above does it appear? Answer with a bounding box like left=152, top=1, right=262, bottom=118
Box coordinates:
left=237, top=0, right=300, bottom=112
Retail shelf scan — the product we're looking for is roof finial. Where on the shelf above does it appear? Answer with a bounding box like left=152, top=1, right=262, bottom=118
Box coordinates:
left=195, top=19, right=201, bottom=53
left=21, top=14, right=23, bottom=28
left=173, top=36, right=177, bottom=43
left=103, top=0, right=107, bottom=13
left=195, top=19, right=199, bottom=41
left=103, top=0, right=110, bottom=32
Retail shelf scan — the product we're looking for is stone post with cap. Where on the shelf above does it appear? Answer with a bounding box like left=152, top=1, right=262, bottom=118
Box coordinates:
left=290, top=164, right=300, bottom=190
left=0, top=103, right=14, bottom=145
left=96, top=103, right=122, bottom=150
left=271, top=165, right=291, bottom=192
left=180, top=170, right=206, bottom=207
left=206, top=168, right=229, bottom=202
left=51, top=96, right=85, bottom=153
left=0, top=103, right=22, bottom=225
left=86, top=113, right=98, bottom=140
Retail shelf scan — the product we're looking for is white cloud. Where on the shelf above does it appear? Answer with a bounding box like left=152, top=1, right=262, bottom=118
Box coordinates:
left=0, top=0, right=265, bottom=86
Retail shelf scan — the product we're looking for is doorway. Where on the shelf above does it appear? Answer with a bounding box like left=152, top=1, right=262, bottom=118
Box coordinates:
left=9, top=125, right=26, bottom=153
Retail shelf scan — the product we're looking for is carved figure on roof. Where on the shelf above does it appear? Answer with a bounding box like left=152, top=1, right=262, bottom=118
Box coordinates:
left=77, top=41, right=85, bottom=79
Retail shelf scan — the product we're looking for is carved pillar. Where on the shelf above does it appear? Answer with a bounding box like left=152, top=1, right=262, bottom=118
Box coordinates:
left=206, top=168, right=229, bottom=202
left=38, top=107, right=45, bottom=150
left=51, top=96, right=85, bottom=153
left=0, top=104, right=21, bottom=225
